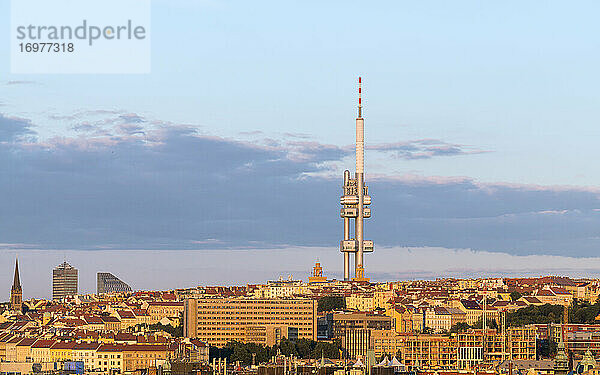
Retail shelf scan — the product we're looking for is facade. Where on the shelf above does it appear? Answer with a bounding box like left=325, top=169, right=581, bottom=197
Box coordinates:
left=10, top=258, right=22, bottom=313
left=370, top=327, right=536, bottom=367
left=425, top=307, right=467, bottom=333
left=147, top=301, right=184, bottom=323
left=183, top=297, right=317, bottom=347
left=308, top=262, right=327, bottom=283
left=52, top=262, right=78, bottom=300
left=97, top=272, right=132, bottom=294
left=332, top=312, right=394, bottom=339
left=123, top=345, right=172, bottom=372
left=346, top=294, right=375, bottom=312
left=344, top=328, right=372, bottom=360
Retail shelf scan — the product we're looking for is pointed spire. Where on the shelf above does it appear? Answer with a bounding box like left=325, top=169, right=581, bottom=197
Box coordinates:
left=12, top=257, right=21, bottom=290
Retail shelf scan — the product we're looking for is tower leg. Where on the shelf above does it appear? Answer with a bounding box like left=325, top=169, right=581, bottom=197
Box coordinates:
left=344, top=217, right=350, bottom=280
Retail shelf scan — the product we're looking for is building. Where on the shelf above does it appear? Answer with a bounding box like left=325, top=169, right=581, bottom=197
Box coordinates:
left=344, top=328, right=372, bottom=360
left=97, top=272, right=132, bottom=295
left=332, top=312, right=394, bottom=339
left=122, top=344, right=173, bottom=372
left=183, top=297, right=317, bottom=347
left=371, top=326, right=536, bottom=369
left=346, top=294, right=375, bottom=312
left=425, top=307, right=467, bottom=333
left=52, top=262, right=78, bottom=300
left=245, top=325, right=298, bottom=346
left=339, top=77, right=374, bottom=281
left=400, top=334, right=456, bottom=368
left=308, top=262, right=327, bottom=283
left=10, top=258, right=22, bottom=313
left=147, top=301, right=184, bottom=323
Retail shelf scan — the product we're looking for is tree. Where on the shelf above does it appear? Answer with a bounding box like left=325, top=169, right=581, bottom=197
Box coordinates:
left=317, top=296, right=345, bottom=312
left=310, top=341, right=341, bottom=359
left=510, top=291, right=522, bottom=301
left=506, top=304, right=564, bottom=327
left=148, top=322, right=183, bottom=337
left=209, top=339, right=342, bottom=365
left=570, top=300, right=600, bottom=324
left=537, top=339, right=558, bottom=359
left=450, top=322, right=471, bottom=333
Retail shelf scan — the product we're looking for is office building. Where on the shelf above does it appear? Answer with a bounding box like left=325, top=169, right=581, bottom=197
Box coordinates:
left=52, top=262, right=78, bottom=300
left=97, top=272, right=132, bottom=294
left=184, top=297, right=317, bottom=347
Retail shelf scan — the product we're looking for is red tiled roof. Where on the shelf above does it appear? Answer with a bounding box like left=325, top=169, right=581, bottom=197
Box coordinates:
left=32, top=340, right=55, bottom=348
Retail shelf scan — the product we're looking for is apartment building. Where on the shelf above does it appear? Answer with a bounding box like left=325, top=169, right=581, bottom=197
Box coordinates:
left=147, top=301, right=184, bottom=323
left=371, top=326, right=536, bottom=368
left=346, top=294, right=375, bottom=311
left=425, top=307, right=467, bottom=333
left=123, top=345, right=172, bottom=372
left=184, top=297, right=317, bottom=347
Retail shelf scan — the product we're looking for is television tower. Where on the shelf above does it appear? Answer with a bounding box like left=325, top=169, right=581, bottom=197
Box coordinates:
left=340, top=77, right=373, bottom=281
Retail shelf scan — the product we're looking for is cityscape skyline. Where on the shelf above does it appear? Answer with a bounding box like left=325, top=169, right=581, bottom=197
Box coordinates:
left=3, top=1, right=600, bottom=374
left=7, top=247, right=600, bottom=302
left=2, top=2, right=600, bottom=263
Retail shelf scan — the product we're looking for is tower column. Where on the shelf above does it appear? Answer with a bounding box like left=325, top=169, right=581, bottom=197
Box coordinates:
left=344, top=218, right=351, bottom=280
left=343, top=169, right=351, bottom=281
left=354, top=78, right=365, bottom=279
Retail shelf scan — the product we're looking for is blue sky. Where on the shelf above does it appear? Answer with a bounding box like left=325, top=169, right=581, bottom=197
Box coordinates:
left=2, top=1, right=600, bottom=295
left=2, top=1, right=600, bottom=185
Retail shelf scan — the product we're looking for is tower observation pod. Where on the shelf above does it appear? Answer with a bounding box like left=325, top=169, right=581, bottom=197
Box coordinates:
left=340, top=77, right=373, bottom=282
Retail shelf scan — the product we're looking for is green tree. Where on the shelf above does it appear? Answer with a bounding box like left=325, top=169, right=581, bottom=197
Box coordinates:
left=506, top=304, right=564, bottom=327
left=510, top=291, right=522, bottom=301
left=310, top=341, right=341, bottom=359
left=449, top=322, right=471, bottom=333
left=570, top=300, right=600, bottom=324
left=536, top=339, right=558, bottom=359
left=147, top=322, right=183, bottom=337
left=317, top=296, right=346, bottom=312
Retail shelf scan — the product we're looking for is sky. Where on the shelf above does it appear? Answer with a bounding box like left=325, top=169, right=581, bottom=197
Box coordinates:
left=1, top=0, right=600, bottom=299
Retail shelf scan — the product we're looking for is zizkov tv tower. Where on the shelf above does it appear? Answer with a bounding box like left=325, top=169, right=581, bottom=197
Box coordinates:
left=340, top=77, right=373, bottom=282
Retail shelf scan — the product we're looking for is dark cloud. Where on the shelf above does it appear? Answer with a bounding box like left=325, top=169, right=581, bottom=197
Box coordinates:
left=1, top=113, right=599, bottom=256
left=0, top=114, right=36, bottom=142
left=119, top=113, right=145, bottom=124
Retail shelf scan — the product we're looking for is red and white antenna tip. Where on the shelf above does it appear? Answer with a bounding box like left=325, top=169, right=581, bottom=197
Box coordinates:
left=358, top=77, right=362, bottom=118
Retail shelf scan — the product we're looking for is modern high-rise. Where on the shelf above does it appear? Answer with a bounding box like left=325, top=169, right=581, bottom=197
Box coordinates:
left=10, top=257, right=22, bottom=313
left=97, top=272, right=132, bottom=294
left=52, top=262, right=78, bottom=300
left=184, top=297, right=317, bottom=347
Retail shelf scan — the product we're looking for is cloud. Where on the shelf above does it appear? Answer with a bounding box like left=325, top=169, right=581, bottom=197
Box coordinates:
left=5, top=80, right=37, bottom=86
left=368, top=139, right=490, bottom=160
left=1, top=112, right=599, bottom=257
left=0, top=114, right=36, bottom=142
left=119, top=113, right=145, bottom=124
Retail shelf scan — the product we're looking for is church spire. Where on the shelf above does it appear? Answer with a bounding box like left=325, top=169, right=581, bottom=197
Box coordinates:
left=10, top=256, right=22, bottom=314
left=12, top=257, right=21, bottom=290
